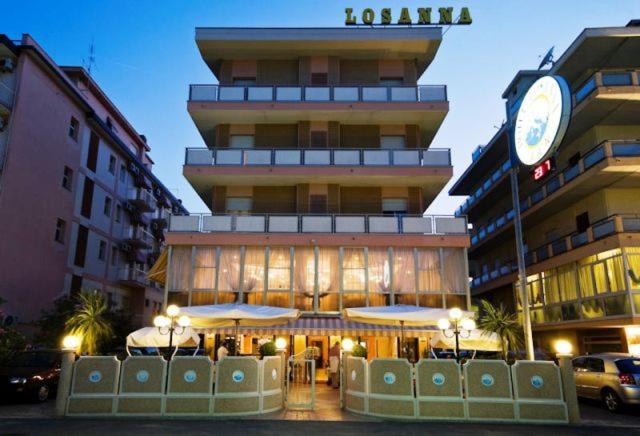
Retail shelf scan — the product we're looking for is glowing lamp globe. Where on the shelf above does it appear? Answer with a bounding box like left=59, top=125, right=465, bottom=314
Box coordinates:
left=449, top=307, right=463, bottom=321
left=177, top=315, right=191, bottom=327
left=342, top=338, right=354, bottom=352
left=461, top=318, right=476, bottom=331
left=275, top=337, right=287, bottom=351
left=437, top=318, right=451, bottom=331
left=62, top=335, right=81, bottom=351
left=554, top=339, right=573, bottom=355
left=153, top=315, right=169, bottom=328
left=166, top=304, right=180, bottom=317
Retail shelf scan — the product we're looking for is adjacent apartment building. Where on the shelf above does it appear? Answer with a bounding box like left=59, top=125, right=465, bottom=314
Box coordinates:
left=450, top=22, right=640, bottom=355
left=0, top=34, right=187, bottom=333
left=162, top=27, right=469, bottom=365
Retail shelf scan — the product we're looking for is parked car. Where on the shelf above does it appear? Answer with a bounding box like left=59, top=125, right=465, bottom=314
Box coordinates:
left=0, top=350, right=63, bottom=403
left=572, top=353, right=640, bottom=412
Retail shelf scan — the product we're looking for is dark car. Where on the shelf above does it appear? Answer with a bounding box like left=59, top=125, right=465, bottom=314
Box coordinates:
left=0, top=350, right=63, bottom=403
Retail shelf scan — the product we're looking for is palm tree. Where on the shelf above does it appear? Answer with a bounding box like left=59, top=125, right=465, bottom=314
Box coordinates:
left=65, top=291, right=113, bottom=355
left=477, top=300, right=523, bottom=360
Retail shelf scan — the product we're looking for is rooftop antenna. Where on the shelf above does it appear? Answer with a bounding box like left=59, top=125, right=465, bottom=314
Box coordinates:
left=83, top=40, right=96, bottom=75
left=537, top=46, right=555, bottom=70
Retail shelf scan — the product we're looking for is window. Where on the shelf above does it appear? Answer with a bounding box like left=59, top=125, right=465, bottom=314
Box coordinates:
left=86, top=131, right=99, bottom=172
left=110, top=246, right=118, bottom=266
left=54, top=219, right=66, bottom=243
left=233, top=78, right=256, bottom=86
left=309, top=195, right=328, bottom=213
left=382, top=198, right=408, bottom=215
left=193, top=247, right=217, bottom=290
left=98, top=240, right=107, bottom=261
left=310, top=131, right=328, bottom=148
left=268, top=248, right=291, bottom=291
left=380, top=77, right=404, bottom=86
left=108, top=155, right=116, bottom=174
left=68, top=117, right=79, bottom=141
left=119, top=163, right=126, bottom=183
left=115, top=204, right=122, bottom=223
left=62, top=166, right=73, bottom=191
left=226, top=197, right=252, bottom=214
left=380, top=136, right=406, bottom=149
left=311, top=73, right=328, bottom=86
left=229, top=135, right=255, bottom=148
left=342, top=248, right=365, bottom=292
left=103, top=196, right=112, bottom=217
left=587, top=358, right=605, bottom=373
left=80, top=177, right=94, bottom=219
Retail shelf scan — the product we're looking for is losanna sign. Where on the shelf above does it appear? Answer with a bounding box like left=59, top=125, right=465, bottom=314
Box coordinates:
left=345, top=7, right=472, bottom=26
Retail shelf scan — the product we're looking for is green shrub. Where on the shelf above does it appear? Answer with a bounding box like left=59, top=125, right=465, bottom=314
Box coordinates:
left=352, top=344, right=367, bottom=359
left=259, top=341, right=276, bottom=358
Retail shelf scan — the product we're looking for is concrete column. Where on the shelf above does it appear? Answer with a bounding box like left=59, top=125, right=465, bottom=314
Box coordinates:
left=55, top=351, right=75, bottom=417
left=558, top=354, right=580, bottom=423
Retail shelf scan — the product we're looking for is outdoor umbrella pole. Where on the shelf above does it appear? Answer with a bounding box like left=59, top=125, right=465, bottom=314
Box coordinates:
left=234, top=319, right=240, bottom=356
left=400, top=320, right=405, bottom=359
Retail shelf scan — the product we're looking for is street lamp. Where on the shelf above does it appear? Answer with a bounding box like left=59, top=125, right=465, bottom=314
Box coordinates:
left=438, top=308, right=476, bottom=363
left=153, top=304, right=191, bottom=352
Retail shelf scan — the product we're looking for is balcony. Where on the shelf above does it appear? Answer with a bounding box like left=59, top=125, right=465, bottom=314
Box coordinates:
left=456, top=160, right=511, bottom=218
left=469, top=140, right=640, bottom=254
left=118, top=265, right=149, bottom=288
left=188, top=85, right=449, bottom=146
left=128, top=188, right=156, bottom=212
left=184, top=147, right=453, bottom=207
left=0, top=81, right=14, bottom=114
left=471, top=214, right=640, bottom=293
left=122, top=225, right=154, bottom=248
left=189, top=84, right=447, bottom=103
left=168, top=213, right=467, bottom=235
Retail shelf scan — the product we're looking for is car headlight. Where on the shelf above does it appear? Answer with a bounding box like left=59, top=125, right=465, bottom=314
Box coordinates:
left=9, top=377, right=27, bottom=384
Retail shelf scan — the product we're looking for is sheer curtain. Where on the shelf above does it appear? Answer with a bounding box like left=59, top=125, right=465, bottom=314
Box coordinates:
left=368, top=248, right=391, bottom=306
left=169, top=247, right=191, bottom=292
left=218, top=246, right=241, bottom=303
left=393, top=248, right=415, bottom=294
left=294, top=247, right=315, bottom=311
left=416, top=249, right=441, bottom=291
left=442, top=248, right=466, bottom=294
left=193, top=247, right=216, bottom=290
left=266, top=247, right=291, bottom=308
left=243, top=246, right=265, bottom=304
left=318, top=247, right=339, bottom=312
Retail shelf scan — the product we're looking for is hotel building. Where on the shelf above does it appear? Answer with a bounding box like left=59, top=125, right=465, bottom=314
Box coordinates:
left=163, top=27, right=469, bottom=363
left=450, top=23, right=640, bottom=355
left=0, top=35, right=187, bottom=332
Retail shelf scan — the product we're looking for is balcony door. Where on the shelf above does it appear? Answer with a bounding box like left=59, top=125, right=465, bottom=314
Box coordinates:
left=380, top=136, right=406, bottom=149
left=229, top=135, right=255, bottom=149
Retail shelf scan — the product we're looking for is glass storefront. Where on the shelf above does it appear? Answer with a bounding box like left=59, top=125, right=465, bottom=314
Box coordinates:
left=167, top=245, right=469, bottom=312
left=516, top=248, right=640, bottom=324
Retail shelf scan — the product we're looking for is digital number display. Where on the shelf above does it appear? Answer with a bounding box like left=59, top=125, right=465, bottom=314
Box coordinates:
left=533, top=159, right=554, bottom=181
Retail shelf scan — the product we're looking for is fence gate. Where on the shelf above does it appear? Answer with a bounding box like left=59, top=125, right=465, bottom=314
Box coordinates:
left=286, top=350, right=316, bottom=410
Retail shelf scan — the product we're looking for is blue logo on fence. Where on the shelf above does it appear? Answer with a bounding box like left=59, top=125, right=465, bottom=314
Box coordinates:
left=480, top=373, right=494, bottom=387
left=272, top=369, right=278, bottom=380
left=383, top=372, right=396, bottom=385
left=432, top=372, right=446, bottom=386
left=531, top=375, right=544, bottom=389
left=184, top=370, right=197, bottom=383
left=88, top=370, right=102, bottom=383
left=136, top=370, right=149, bottom=383
left=232, top=370, right=245, bottom=383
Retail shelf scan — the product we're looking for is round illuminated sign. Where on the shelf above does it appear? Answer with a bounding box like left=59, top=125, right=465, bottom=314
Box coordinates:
left=514, top=75, right=571, bottom=166
left=530, top=375, right=544, bottom=389
left=184, top=370, right=197, bottom=383
left=383, top=372, right=396, bottom=385
left=136, top=370, right=149, bottom=383
left=232, top=370, right=245, bottom=383
left=432, top=372, right=446, bottom=386
left=480, top=373, right=495, bottom=387
left=88, top=370, right=102, bottom=383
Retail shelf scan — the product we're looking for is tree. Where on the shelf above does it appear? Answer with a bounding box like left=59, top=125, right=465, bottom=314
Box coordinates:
left=477, top=300, right=523, bottom=360
left=0, top=297, right=27, bottom=365
left=34, top=295, right=76, bottom=348
left=65, top=291, right=114, bottom=355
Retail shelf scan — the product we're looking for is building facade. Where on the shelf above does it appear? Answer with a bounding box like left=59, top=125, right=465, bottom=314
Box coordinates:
left=164, top=27, right=470, bottom=364
left=450, top=23, right=640, bottom=355
left=0, top=34, right=187, bottom=333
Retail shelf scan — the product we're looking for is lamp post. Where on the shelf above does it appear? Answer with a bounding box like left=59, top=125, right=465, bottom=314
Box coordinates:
left=153, top=304, right=191, bottom=354
left=555, top=339, right=580, bottom=423
left=56, top=334, right=80, bottom=416
left=438, top=308, right=476, bottom=363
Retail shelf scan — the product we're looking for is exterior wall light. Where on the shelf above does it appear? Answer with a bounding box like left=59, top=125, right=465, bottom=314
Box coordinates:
left=554, top=339, right=573, bottom=356
left=342, top=338, right=354, bottom=352
left=275, top=337, right=287, bottom=351
left=62, top=334, right=81, bottom=352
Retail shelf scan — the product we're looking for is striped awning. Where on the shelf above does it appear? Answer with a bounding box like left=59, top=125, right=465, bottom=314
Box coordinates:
left=198, top=317, right=437, bottom=338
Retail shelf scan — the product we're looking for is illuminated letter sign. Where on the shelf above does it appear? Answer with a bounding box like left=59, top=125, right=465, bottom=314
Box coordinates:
left=345, top=7, right=472, bottom=25
left=514, top=76, right=571, bottom=166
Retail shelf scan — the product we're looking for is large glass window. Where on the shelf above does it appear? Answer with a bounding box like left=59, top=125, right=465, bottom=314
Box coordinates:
left=267, top=247, right=291, bottom=308
left=294, top=247, right=315, bottom=311
left=169, top=247, right=191, bottom=292
left=342, top=248, right=366, bottom=308
left=368, top=248, right=391, bottom=306
left=318, top=247, right=339, bottom=312
left=393, top=248, right=415, bottom=305
left=218, top=247, right=241, bottom=303
left=416, top=249, right=441, bottom=291
left=243, top=246, right=265, bottom=304
left=442, top=248, right=466, bottom=294
left=556, top=264, right=578, bottom=302
left=193, top=247, right=216, bottom=290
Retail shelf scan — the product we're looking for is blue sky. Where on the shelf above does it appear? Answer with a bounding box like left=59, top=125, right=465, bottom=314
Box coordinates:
left=2, top=1, right=639, bottom=214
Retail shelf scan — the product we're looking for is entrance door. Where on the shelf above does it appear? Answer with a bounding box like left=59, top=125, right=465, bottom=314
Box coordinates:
left=286, top=350, right=316, bottom=410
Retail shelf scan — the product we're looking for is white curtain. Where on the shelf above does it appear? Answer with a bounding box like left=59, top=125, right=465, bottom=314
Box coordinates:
left=169, top=247, right=191, bottom=291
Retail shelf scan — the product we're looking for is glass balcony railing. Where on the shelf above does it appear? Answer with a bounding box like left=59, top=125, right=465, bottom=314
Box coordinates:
left=168, top=213, right=468, bottom=236
left=457, top=159, right=510, bottom=216
left=468, top=140, right=640, bottom=247
left=189, top=84, right=448, bottom=103
left=574, top=70, right=638, bottom=105
left=184, top=147, right=452, bottom=167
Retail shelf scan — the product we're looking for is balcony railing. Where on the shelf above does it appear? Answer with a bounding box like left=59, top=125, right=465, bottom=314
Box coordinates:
left=118, top=265, right=149, bottom=286
left=189, top=84, right=448, bottom=103
left=169, top=214, right=467, bottom=235
left=574, top=70, right=639, bottom=106
left=469, top=140, right=640, bottom=247
left=456, top=160, right=511, bottom=216
left=0, top=81, right=14, bottom=110
left=123, top=225, right=154, bottom=247
left=184, top=147, right=452, bottom=167
left=128, top=188, right=157, bottom=212
left=471, top=214, right=640, bottom=289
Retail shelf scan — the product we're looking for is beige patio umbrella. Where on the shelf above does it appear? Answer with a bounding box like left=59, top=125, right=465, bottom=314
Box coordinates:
left=178, top=303, right=300, bottom=355
left=343, top=305, right=474, bottom=358
left=430, top=329, right=501, bottom=352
